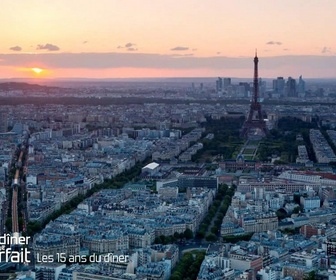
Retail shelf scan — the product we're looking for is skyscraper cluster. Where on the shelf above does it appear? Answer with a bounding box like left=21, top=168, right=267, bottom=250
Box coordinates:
left=216, top=77, right=231, bottom=93
left=272, top=76, right=305, bottom=98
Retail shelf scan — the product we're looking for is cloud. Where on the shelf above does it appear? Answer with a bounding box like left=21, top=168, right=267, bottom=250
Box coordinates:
left=1, top=52, right=336, bottom=77
left=125, top=43, right=136, bottom=48
left=1, top=52, right=336, bottom=78
left=192, top=48, right=197, bottom=51
left=283, top=48, right=289, bottom=51
left=9, top=46, right=22, bottom=52
left=217, top=52, right=221, bottom=55
left=83, top=41, right=88, bottom=44
left=0, top=52, right=247, bottom=69
left=266, top=41, right=282, bottom=45
left=118, top=43, right=137, bottom=50
left=36, top=43, right=60, bottom=51
left=322, top=47, right=331, bottom=54
left=171, top=46, right=189, bottom=51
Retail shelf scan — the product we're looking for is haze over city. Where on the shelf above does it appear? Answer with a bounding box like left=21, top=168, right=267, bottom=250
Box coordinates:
left=4, top=1, right=336, bottom=279
left=1, top=0, right=336, bottom=79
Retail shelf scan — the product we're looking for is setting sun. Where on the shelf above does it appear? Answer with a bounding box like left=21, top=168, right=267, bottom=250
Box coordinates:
left=31, top=67, right=43, bottom=74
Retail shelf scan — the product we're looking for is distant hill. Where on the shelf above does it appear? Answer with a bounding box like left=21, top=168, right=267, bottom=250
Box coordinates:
left=0, top=82, right=59, bottom=91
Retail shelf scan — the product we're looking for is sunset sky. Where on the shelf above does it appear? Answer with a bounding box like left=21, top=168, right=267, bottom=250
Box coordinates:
left=1, top=0, right=336, bottom=79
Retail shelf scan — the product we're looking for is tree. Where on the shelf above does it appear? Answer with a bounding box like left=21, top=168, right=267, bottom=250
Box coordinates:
left=293, top=206, right=301, bottom=214
left=170, top=273, right=183, bottom=280
left=222, top=233, right=253, bottom=243
left=211, top=226, right=218, bottom=234
left=293, top=193, right=301, bottom=204
left=304, top=271, right=315, bottom=280
left=276, top=208, right=288, bottom=220
left=154, top=236, right=161, bottom=244
left=205, top=233, right=217, bottom=242
left=174, top=232, right=181, bottom=239
left=196, top=230, right=205, bottom=239
left=5, top=218, right=12, bottom=232
left=183, top=228, right=193, bottom=239
left=171, top=251, right=205, bottom=280
left=159, top=235, right=166, bottom=244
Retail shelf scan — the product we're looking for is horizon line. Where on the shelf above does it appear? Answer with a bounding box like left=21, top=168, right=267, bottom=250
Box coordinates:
left=2, top=76, right=336, bottom=82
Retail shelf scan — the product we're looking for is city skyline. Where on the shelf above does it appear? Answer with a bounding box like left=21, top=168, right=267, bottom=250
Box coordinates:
left=1, top=0, right=336, bottom=79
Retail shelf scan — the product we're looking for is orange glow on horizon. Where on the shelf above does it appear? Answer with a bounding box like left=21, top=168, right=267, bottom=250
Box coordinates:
left=13, top=67, right=51, bottom=78
left=1, top=63, right=335, bottom=80
left=31, top=67, right=43, bottom=74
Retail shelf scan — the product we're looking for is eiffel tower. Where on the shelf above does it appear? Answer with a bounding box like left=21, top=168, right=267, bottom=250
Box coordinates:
left=240, top=51, right=267, bottom=138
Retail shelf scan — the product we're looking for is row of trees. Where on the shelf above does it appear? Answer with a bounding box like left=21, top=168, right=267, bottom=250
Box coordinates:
left=205, top=186, right=235, bottom=242
left=155, top=187, right=235, bottom=244
left=196, top=184, right=235, bottom=241
left=155, top=187, right=234, bottom=244
left=6, top=144, right=27, bottom=232
left=222, top=233, right=253, bottom=243
left=154, top=229, right=193, bottom=245
left=320, top=128, right=336, bottom=156
left=170, top=251, right=205, bottom=280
